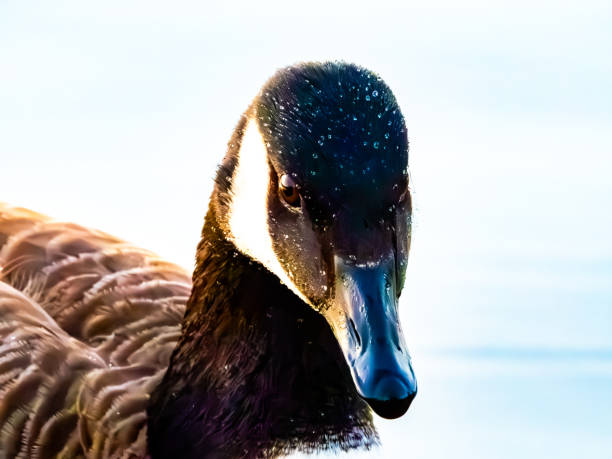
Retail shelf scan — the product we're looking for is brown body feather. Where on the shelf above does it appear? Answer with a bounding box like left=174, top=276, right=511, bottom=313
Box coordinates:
left=0, top=203, right=190, bottom=458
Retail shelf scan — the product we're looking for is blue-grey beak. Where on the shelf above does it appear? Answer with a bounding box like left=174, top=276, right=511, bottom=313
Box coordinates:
left=332, top=255, right=417, bottom=419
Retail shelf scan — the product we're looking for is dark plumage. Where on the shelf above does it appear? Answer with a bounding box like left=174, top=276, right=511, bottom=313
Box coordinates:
left=0, top=62, right=415, bottom=458
left=147, top=220, right=375, bottom=458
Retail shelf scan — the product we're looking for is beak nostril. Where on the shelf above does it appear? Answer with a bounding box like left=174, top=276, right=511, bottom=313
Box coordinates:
left=348, top=318, right=361, bottom=348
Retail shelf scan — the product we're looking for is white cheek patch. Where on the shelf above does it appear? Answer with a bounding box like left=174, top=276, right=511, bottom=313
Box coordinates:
left=228, top=118, right=313, bottom=307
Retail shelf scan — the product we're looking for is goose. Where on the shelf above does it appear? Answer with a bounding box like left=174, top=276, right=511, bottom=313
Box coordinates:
left=0, top=61, right=416, bottom=458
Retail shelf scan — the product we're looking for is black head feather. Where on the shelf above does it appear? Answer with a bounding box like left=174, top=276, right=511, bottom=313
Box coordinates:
left=256, top=62, right=409, bottom=228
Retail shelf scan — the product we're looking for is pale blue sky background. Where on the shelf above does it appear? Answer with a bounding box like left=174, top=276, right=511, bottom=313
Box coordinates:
left=1, top=1, right=611, bottom=457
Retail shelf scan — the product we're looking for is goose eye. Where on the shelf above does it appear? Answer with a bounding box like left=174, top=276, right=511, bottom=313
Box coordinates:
left=279, top=174, right=301, bottom=207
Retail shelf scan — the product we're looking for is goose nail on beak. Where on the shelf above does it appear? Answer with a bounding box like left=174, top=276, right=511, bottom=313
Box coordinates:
left=332, top=255, right=417, bottom=419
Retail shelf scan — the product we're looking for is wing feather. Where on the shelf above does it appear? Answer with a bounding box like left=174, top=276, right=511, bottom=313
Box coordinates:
left=0, top=204, right=192, bottom=457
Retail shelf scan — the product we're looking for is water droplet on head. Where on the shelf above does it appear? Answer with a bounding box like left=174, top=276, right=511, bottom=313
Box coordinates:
left=373, top=141, right=380, bottom=149
left=372, top=90, right=379, bottom=97
left=365, top=95, right=371, bottom=101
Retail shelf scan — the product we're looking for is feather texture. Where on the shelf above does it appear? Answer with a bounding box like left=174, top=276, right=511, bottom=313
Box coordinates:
left=0, top=203, right=190, bottom=458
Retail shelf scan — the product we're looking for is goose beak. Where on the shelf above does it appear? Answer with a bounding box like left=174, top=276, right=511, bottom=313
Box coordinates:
left=331, top=255, right=417, bottom=419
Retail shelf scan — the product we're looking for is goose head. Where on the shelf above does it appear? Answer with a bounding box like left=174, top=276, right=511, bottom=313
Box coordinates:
left=216, top=62, right=416, bottom=419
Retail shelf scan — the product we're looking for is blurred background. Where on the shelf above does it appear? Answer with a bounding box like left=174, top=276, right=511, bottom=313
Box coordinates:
left=1, top=1, right=611, bottom=457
